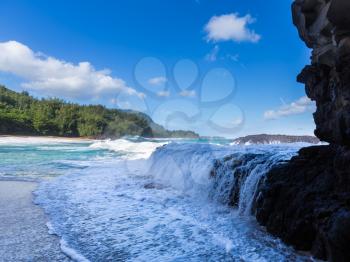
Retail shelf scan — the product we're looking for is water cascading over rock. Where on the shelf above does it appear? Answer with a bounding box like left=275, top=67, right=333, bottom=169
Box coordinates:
left=255, top=1, right=350, bottom=261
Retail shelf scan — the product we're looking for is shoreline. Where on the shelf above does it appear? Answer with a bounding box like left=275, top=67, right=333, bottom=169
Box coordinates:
left=0, top=135, right=95, bottom=142
left=0, top=180, right=70, bottom=261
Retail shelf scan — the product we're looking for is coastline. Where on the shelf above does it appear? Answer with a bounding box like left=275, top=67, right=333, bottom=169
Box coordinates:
left=0, top=180, right=70, bottom=261
left=0, top=135, right=95, bottom=142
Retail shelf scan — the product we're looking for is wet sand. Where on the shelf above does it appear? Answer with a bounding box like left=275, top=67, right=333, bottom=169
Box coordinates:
left=0, top=181, right=70, bottom=261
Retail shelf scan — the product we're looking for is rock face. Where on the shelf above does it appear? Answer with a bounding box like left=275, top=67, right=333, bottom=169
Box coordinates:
left=293, top=0, right=350, bottom=145
left=255, top=1, right=350, bottom=261
left=256, top=146, right=350, bottom=261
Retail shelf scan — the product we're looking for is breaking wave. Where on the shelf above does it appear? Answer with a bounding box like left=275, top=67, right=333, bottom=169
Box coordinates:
left=89, top=139, right=167, bottom=159
left=30, top=140, right=312, bottom=261
left=146, top=143, right=299, bottom=214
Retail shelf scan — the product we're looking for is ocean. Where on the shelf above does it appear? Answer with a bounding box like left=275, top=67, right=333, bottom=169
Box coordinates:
left=0, top=136, right=314, bottom=261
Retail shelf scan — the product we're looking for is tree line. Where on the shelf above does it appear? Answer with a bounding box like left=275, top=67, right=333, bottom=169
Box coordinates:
left=0, top=85, right=198, bottom=138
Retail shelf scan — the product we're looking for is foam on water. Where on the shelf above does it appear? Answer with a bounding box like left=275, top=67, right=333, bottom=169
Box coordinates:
left=37, top=143, right=313, bottom=261
left=89, top=139, right=167, bottom=159
left=60, top=239, right=90, bottom=262
left=1, top=138, right=314, bottom=261
left=0, top=136, right=92, bottom=145
left=147, top=143, right=300, bottom=214
left=0, top=138, right=113, bottom=180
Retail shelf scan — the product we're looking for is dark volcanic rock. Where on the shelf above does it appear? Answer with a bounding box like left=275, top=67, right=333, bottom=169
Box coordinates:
left=254, top=1, right=350, bottom=261
left=256, top=145, right=350, bottom=261
left=232, top=134, right=319, bottom=145
left=293, top=0, right=350, bottom=145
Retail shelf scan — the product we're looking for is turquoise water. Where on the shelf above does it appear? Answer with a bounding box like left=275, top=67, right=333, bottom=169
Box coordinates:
left=0, top=137, right=313, bottom=261
left=0, top=136, right=227, bottom=180
left=0, top=141, right=116, bottom=180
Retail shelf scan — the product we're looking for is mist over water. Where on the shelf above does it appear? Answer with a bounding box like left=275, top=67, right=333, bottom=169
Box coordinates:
left=0, top=137, right=312, bottom=261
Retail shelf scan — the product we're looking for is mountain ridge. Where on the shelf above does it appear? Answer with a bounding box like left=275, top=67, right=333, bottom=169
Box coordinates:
left=0, top=85, right=198, bottom=139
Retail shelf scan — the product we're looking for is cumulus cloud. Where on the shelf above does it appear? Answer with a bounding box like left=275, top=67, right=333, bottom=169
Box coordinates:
left=148, top=76, right=167, bottom=86
left=179, top=90, right=196, bottom=97
left=0, top=41, right=145, bottom=100
left=205, top=45, right=220, bottom=62
left=264, top=96, right=315, bottom=120
left=157, top=90, right=170, bottom=97
left=205, top=13, right=261, bottom=43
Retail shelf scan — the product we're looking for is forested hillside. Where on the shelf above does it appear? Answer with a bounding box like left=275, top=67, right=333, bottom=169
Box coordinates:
left=0, top=85, right=198, bottom=138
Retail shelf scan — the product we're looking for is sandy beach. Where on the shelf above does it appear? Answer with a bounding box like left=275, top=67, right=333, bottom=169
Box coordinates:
left=0, top=181, right=70, bottom=261
left=0, top=135, right=94, bottom=143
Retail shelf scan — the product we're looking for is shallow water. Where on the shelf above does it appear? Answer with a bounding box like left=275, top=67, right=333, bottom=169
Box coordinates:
left=0, top=137, right=314, bottom=261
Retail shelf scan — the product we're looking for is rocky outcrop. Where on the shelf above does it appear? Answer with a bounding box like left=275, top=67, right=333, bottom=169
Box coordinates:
left=255, top=1, right=350, bottom=261
left=293, top=0, right=350, bottom=145
left=232, top=134, right=319, bottom=145
left=256, top=146, right=350, bottom=261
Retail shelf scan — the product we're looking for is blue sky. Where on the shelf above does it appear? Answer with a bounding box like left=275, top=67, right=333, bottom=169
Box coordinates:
left=0, top=0, right=315, bottom=138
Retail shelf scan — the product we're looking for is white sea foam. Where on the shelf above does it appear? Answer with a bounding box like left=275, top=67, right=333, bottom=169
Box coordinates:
left=146, top=143, right=233, bottom=194
left=60, top=239, right=90, bottom=262
left=1, top=139, right=312, bottom=261
left=89, top=139, right=167, bottom=159
left=46, top=222, right=56, bottom=235
left=146, top=143, right=299, bottom=210
left=0, top=136, right=92, bottom=145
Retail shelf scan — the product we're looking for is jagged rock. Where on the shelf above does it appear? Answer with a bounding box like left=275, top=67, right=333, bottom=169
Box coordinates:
left=255, top=1, right=350, bottom=261
left=256, top=146, right=350, bottom=261
left=293, top=0, right=350, bottom=145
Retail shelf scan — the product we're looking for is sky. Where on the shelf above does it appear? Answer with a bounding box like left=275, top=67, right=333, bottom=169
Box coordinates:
left=0, top=0, right=316, bottom=138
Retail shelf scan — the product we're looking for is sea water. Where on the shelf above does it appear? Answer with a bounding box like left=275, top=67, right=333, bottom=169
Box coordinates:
left=0, top=136, right=314, bottom=261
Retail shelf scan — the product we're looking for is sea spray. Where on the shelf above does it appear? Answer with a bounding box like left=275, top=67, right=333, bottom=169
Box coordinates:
left=89, top=139, right=167, bottom=160
left=146, top=143, right=299, bottom=214
left=24, top=139, right=311, bottom=260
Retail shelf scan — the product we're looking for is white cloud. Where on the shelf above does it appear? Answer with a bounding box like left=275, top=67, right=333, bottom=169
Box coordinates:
left=117, top=100, right=132, bottom=109
left=0, top=41, right=145, bottom=100
left=205, top=13, right=261, bottom=43
left=157, top=90, right=170, bottom=97
left=110, top=98, right=117, bottom=104
left=179, top=90, right=196, bottom=97
left=205, top=45, right=219, bottom=62
left=264, top=96, right=315, bottom=120
left=148, top=76, right=167, bottom=86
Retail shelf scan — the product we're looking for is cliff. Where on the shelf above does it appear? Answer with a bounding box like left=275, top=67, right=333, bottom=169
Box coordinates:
left=255, top=1, right=350, bottom=261
left=293, top=0, right=350, bottom=145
